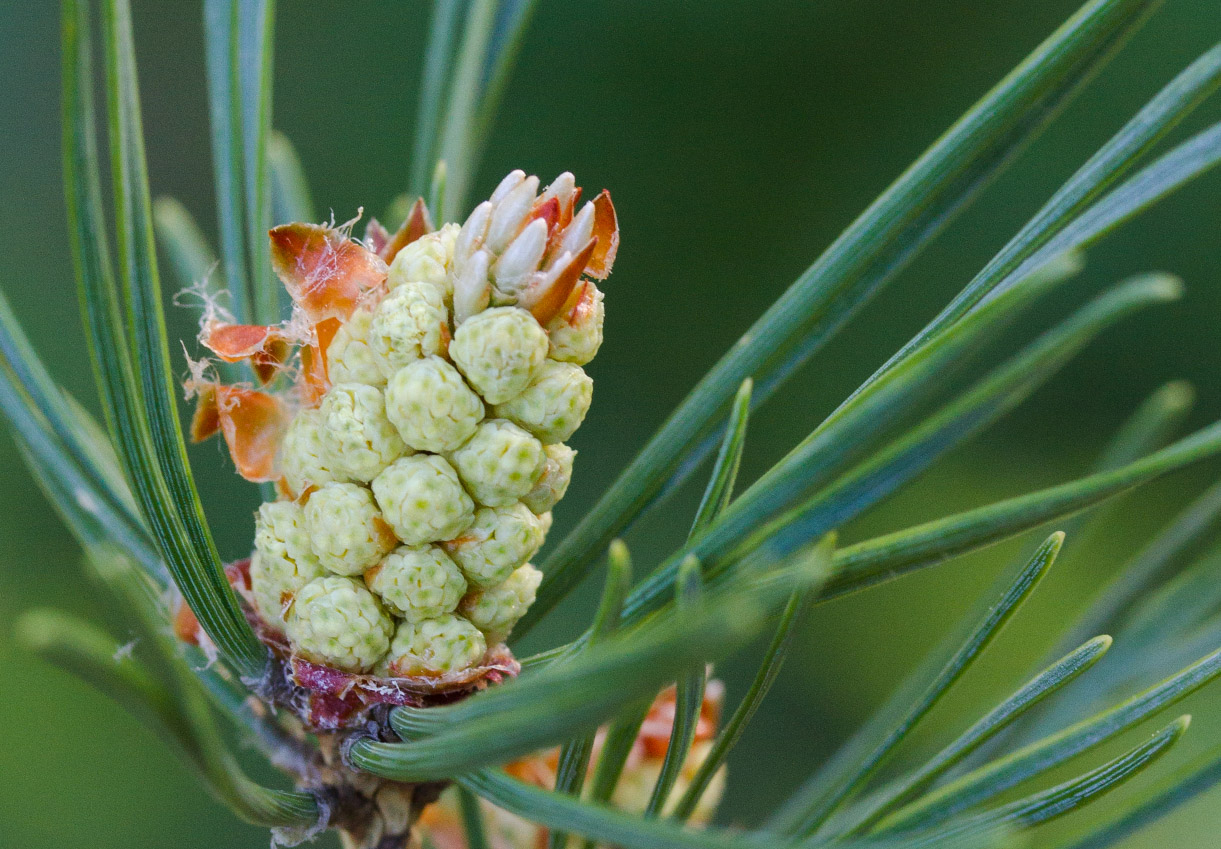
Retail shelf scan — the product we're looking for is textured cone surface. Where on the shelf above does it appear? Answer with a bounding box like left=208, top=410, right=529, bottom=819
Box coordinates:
left=305, top=482, right=396, bottom=575
left=250, top=501, right=326, bottom=624
left=326, top=306, right=384, bottom=387
left=318, top=383, right=407, bottom=482
left=448, top=419, right=546, bottom=507
left=370, top=280, right=450, bottom=377
left=383, top=613, right=487, bottom=676
left=385, top=356, right=484, bottom=452
left=521, top=443, right=575, bottom=514
left=545, top=282, right=604, bottom=365
left=286, top=575, right=394, bottom=672
left=459, top=564, right=542, bottom=644
left=388, top=224, right=458, bottom=299
left=367, top=545, right=467, bottom=622
left=450, top=306, right=548, bottom=404
left=445, top=504, right=544, bottom=588
left=494, top=360, right=592, bottom=444
left=372, top=454, right=475, bottom=544
left=280, top=407, right=349, bottom=495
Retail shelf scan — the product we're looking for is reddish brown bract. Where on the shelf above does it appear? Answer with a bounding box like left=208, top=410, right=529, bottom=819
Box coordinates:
left=527, top=237, right=598, bottom=325
left=269, top=222, right=388, bottom=323
left=191, top=384, right=291, bottom=482
left=173, top=600, right=202, bottom=645
left=200, top=321, right=294, bottom=384
left=379, top=197, right=435, bottom=263
left=587, top=190, right=619, bottom=279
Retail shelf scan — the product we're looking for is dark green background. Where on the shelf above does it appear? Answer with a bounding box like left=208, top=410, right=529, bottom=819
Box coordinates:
left=1, top=1, right=1219, bottom=846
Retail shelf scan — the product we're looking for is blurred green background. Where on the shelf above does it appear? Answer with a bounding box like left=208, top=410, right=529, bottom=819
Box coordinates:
left=1, top=0, right=1220, bottom=846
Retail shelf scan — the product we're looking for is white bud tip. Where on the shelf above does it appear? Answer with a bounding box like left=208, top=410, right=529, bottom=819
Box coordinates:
left=452, top=249, right=492, bottom=325
left=494, top=218, right=549, bottom=294
left=489, top=170, right=527, bottom=204
left=559, top=201, right=596, bottom=258
left=540, top=172, right=577, bottom=208
left=456, top=201, right=493, bottom=263
left=486, top=176, right=540, bottom=254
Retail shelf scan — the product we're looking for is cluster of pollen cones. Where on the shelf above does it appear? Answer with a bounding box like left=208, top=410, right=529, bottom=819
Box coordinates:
left=179, top=170, right=618, bottom=730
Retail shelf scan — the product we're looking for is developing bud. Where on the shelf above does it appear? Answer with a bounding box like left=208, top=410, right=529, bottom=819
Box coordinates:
left=318, top=383, right=407, bottom=482
left=452, top=249, right=491, bottom=325
left=304, top=482, right=397, bottom=576
left=558, top=200, right=596, bottom=258
left=369, top=279, right=449, bottom=377
left=448, top=419, right=546, bottom=507
left=449, top=307, right=548, bottom=404
left=537, top=510, right=553, bottom=535
left=387, top=223, right=459, bottom=300
left=460, top=564, right=542, bottom=644
left=545, top=282, right=604, bottom=365
left=285, top=575, right=393, bottom=673
left=493, top=218, right=549, bottom=297
left=444, top=503, right=544, bottom=588
left=489, top=169, right=527, bottom=204
left=371, top=454, right=475, bottom=544
left=326, top=306, right=384, bottom=387
left=384, top=356, right=484, bottom=453
left=365, top=545, right=467, bottom=622
left=521, top=443, right=575, bottom=514
left=485, top=175, right=539, bottom=254
left=250, top=501, right=326, bottom=624
left=539, top=171, right=577, bottom=212
left=279, top=407, right=349, bottom=495
left=455, top=201, right=492, bottom=267
left=494, top=360, right=593, bottom=444
left=383, top=613, right=487, bottom=677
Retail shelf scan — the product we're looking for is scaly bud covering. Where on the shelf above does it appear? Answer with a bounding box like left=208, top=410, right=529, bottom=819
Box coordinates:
left=372, top=454, right=475, bottom=544
left=383, top=613, right=487, bottom=677
left=494, top=360, right=593, bottom=444
left=445, top=504, right=544, bottom=588
left=326, top=306, right=384, bottom=387
left=250, top=501, right=326, bottom=624
left=521, top=443, right=575, bottom=514
left=208, top=170, right=617, bottom=680
left=366, top=545, right=467, bottom=621
left=304, top=482, right=396, bottom=575
left=459, top=564, right=542, bottom=643
left=318, top=383, right=407, bottom=482
left=388, top=223, right=458, bottom=299
left=369, top=279, right=450, bottom=377
left=448, top=419, right=546, bottom=507
left=385, top=356, right=484, bottom=452
left=449, top=306, right=548, bottom=404
left=279, top=407, right=349, bottom=495
left=285, top=576, right=394, bottom=673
